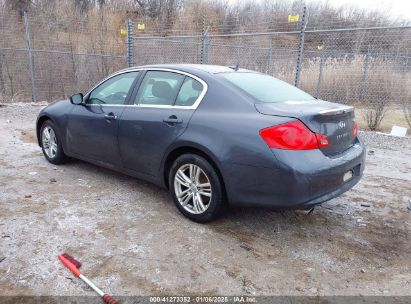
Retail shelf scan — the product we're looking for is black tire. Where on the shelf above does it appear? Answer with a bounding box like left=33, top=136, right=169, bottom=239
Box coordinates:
left=169, top=153, right=225, bottom=223
left=40, top=120, right=68, bottom=165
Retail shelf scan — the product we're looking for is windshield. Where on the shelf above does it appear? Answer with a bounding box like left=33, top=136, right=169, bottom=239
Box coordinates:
left=221, top=72, right=314, bottom=103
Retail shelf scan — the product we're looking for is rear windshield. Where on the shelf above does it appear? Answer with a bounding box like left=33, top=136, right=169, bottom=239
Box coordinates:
left=221, top=72, right=314, bottom=103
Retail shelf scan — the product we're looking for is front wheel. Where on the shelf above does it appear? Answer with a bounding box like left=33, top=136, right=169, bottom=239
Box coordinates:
left=40, top=120, right=68, bottom=165
left=169, top=154, right=225, bottom=223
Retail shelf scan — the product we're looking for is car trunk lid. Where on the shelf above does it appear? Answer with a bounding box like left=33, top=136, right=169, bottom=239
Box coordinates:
left=255, top=100, right=356, bottom=156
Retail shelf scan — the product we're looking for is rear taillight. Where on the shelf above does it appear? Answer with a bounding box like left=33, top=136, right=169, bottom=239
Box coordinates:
left=352, top=121, right=359, bottom=137
left=259, top=120, right=330, bottom=150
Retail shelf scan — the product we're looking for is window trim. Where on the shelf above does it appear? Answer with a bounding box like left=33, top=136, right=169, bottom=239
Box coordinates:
left=84, top=68, right=208, bottom=110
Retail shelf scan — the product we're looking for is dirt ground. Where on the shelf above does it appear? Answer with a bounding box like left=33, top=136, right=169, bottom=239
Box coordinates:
left=0, top=104, right=410, bottom=298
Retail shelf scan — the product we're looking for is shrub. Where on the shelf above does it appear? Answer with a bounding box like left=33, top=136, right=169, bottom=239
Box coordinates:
left=298, top=55, right=409, bottom=130
left=403, top=101, right=411, bottom=128
left=363, top=99, right=388, bottom=130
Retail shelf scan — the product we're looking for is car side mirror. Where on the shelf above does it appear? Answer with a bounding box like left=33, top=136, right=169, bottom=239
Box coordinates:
left=70, top=93, right=83, bottom=105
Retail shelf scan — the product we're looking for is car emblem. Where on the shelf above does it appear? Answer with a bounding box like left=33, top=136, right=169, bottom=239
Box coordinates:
left=338, top=121, right=346, bottom=128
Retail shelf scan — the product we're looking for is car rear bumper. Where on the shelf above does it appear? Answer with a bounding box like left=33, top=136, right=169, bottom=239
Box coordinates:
left=223, top=139, right=365, bottom=208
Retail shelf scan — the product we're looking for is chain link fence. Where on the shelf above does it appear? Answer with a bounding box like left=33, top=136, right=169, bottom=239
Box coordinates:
left=131, top=24, right=411, bottom=109
left=0, top=10, right=126, bottom=103
left=0, top=8, right=410, bottom=117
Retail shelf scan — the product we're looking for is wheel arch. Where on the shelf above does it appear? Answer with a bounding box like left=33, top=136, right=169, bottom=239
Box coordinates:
left=36, top=115, right=65, bottom=153
left=36, top=115, right=52, bottom=147
left=162, top=144, right=227, bottom=198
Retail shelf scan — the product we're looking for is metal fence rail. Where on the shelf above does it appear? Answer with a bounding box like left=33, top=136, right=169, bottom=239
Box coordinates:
left=0, top=8, right=410, bottom=108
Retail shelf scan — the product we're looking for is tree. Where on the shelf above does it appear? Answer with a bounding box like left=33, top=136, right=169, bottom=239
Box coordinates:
left=5, top=0, right=32, bottom=13
left=134, top=0, right=182, bottom=19
left=74, top=0, right=106, bottom=14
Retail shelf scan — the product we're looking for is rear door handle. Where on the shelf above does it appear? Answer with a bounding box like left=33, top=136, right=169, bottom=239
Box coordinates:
left=104, top=112, right=117, bottom=121
left=163, top=116, right=183, bottom=125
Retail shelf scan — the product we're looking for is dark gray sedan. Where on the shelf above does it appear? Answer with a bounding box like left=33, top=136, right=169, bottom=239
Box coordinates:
left=36, top=64, right=365, bottom=222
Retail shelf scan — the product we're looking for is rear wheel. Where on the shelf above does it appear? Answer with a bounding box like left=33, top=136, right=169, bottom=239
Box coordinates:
left=169, top=154, right=225, bottom=222
left=40, top=120, right=68, bottom=165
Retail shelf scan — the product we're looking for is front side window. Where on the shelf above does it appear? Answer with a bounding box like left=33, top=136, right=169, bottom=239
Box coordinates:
left=134, top=71, right=185, bottom=106
left=88, top=72, right=138, bottom=105
left=221, top=72, right=314, bottom=103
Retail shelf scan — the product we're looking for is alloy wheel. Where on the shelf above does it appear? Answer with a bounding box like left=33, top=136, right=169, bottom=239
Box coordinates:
left=174, top=164, right=212, bottom=214
left=42, top=126, right=58, bottom=159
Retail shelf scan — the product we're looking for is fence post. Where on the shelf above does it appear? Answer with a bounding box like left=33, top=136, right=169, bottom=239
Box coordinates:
left=294, top=6, right=308, bottom=88
left=204, top=28, right=210, bottom=64
left=403, top=50, right=409, bottom=76
left=268, top=38, right=273, bottom=75
left=200, top=20, right=209, bottom=64
left=316, top=44, right=326, bottom=96
left=360, top=46, right=370, bottom=102
left=23, top=11, right=36, bottom=103
left=126, top=18, right=134, bottom=67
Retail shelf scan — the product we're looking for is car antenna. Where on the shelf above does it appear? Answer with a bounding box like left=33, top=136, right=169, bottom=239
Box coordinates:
left=229, top=64, right=239, bottom=71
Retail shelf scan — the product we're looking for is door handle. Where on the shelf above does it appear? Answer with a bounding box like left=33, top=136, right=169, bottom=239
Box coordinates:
left=104, top=112, right=117, bottom=121
left=163, top=116, right=183, bottom=125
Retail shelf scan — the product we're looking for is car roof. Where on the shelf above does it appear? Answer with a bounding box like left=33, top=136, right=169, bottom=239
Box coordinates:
left=120, top=64, right=253, bottom=75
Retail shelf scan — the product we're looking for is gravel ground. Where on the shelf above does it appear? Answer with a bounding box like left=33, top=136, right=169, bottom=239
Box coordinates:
left=0, top=104, right=410, bottom=298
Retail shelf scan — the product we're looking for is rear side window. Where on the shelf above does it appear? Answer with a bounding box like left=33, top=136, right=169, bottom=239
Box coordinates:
left=221, top=72, right=314, bottom=103
left=134, top=71, right=185, bottom=106
left=175, top=77, right=203, bottom=106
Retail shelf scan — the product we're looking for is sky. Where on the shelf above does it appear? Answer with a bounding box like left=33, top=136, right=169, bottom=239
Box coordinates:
left=228, top=0, right=411, bottom=20
left=309, top=0, right=411, bottom=19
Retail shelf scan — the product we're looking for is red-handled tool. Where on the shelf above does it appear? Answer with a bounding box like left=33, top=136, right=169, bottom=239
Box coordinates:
left=58, top=254, right=118, bottom=304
